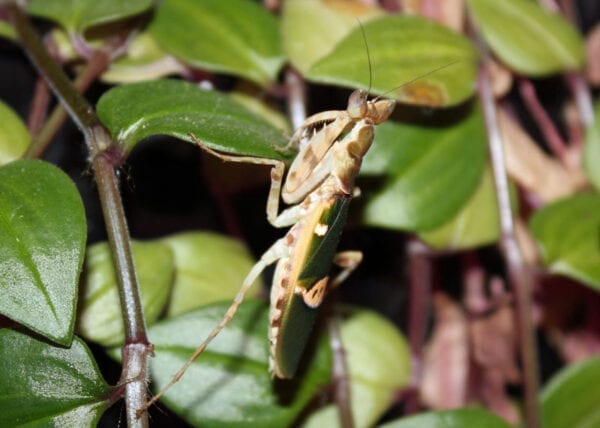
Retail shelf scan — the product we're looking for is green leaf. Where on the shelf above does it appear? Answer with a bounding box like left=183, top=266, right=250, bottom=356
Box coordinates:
left=96, top=79, right=292, bottom=160
left=379, top=408, right=512, bottom=428
left=466, top=0, right=585, bottom=76
left=101, top=32, right=185, bottom=84
left=147, top=299, right=332, bottom=427
left=78, top=240, right=174, bottom=347
left=419, top=167, right=501, bottom=250
left=0, top=21, right=15, bottom=40
left=150, top=0, right=284, bottom=86
left=0, top=100, right=30, bottom=165
left=362, top=108, right=487, bottom=232
left=302, top=308, right=411, bottom=428
left=27, top=0, right=152, bottom=34
left=584, top=101, right=600, bottom=190
left=161, top=231, right=262, bottom=317
left=542, top=356, right=600, bottom=428
left=0, top=329, right=111, bottom=427
left=0, top=160, right=86, bottom=345
left=282, top=0, right=384, bottom=73
left=307, top=15, right=478, bottom=107
left=530, top=193, right=600, bottom=292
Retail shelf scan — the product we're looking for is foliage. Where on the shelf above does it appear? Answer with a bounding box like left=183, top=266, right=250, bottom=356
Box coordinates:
left=0, top=0, right=598, bottom=427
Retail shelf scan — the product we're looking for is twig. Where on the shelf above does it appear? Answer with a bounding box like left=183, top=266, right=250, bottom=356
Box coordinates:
left=517, top=77, right=570, bottom=166
left=328, top=316, right=354, bottom=428
left=404, top=239, right=433, bottom=414
left=9, top=5, right=150, bottom=427
left=475, top=35, right=541, bottom=428
left=27, top=77, right=50, bottom=135
left=285, top=67, right=307, bottom=131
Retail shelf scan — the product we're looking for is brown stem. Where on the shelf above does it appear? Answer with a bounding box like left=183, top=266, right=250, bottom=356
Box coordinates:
left=476, top=39, right=541, bottom=428
left=27, top=77, right=50, bottom=135
left=26, top=33, right=129, bottom=158
left=285, top=67, right=307, bottom=131
left=10, top=5, right=150, bottom=426
left=328, top=316, right=354, bottom=428
left=517, top=77, right=570, bottom=166
left=404, top=239, right=433, bottom=415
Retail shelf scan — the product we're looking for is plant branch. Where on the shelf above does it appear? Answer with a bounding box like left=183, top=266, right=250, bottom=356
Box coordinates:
left=517, top=77, right=570, bottom=166
left=328, top=316, right=354, bottom=428
left=404, top=239, right=433, bottom=415
left=9, top=5, right=150, bottom=426
left=26, top=33, right=130, bottom=158
left=475, top=38, right=541, bottom=428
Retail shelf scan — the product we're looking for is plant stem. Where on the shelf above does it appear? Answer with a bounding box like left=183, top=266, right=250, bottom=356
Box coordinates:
left=26, top=34, right=128, bottom=158
left=328, top=316, right=354, bottom=428
left=405, top=239, right=433, bottom=415
left=476, top=46, right=541, bottom=428
left=517, top=77, right=570, bottom=166
left=9, top=5, right=150, bottom=427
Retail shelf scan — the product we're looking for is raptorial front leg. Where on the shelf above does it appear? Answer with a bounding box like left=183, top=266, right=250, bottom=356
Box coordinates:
left=190, top=133, right=287, bottom=227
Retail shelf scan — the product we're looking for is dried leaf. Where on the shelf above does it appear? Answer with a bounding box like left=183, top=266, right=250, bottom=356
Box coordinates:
left=420, top=293, right=469, bottom=408
left=499, top=109, right=586, bottom=202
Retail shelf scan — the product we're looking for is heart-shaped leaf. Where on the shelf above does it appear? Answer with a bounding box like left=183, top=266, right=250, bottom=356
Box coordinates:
left=77, top=240, right=174, bottom=347
left=0, top=160, right=86, bottom=345
left=542, top=356, right=600, bottom=428
left=307, top=15, right=478, bottom=107
left=0, top=329, right=111, bottom=427
left=302, top=308, right=411, bottom=428
left=150, top=0, right=284, bottom=86
left=161, top=231, right=262, bottom=317
left=282, top=0, right=383, bottom=73
left=379, top=408, right=512, bottom=428
left=584, top=101, right=600, bottom=190
left=361, top=108, right=487, bottom=232
left=530, top=193, right=600, bottom=292
left=467, top=0, right=584, bottom=76
left=0, top=100, right=30, bottom=165
left=27, top=0, right=152, bottom=34
left=419, top=167, right=502, bottom=250
left=96, top=79, right=292, bottom=160
left=147, top=299, right=331, bottom=427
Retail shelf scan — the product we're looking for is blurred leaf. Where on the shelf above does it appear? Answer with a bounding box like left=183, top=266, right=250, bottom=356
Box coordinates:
left=78, top=240, right=174, bottom=347
left=361, top=108, right=487, bottom=232
left=307, top=15, right=478, bottom=107
left=530, top=193, right=600, bottom=292
left=467, top=0, right=585, bottom=75
left=161, top=231, right=262, bottom=317
left=101, top=32, right=185, bottom=83
left=379, top=408, right=512, bottom=428
left=584, top=101, right=600, bottom=190
left=150, top=0, right=284, bottom=86
left=302, top=308, right=411, bottom=428
left=0, top=329, right=110, bottom=427
left=0, top=21, right=15, bottom=40
left=27, top=0, right=152, bottom=34
left=230, top=92, right=291, bottom=134
left=0, top=100, right=30, bottom=165
left=542, top=356, right=600, bottom=428
left=0, top=160, right=86, bottom=345
left=282, top=0, right=383, bottom=73
left=419, top=167, right=501, bottom=250
left=96, top=79, right=292, bottom=160
left=147, top=299, right=331, bottom=427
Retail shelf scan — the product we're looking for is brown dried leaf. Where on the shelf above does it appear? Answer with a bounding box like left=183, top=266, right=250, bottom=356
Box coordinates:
left=420, top=292, right=470, bottom=409
left=498, top=109, right=586, bottom=202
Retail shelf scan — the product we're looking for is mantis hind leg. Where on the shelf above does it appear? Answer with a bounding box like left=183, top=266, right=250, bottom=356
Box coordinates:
left=138, top=236, right=291, bottom=416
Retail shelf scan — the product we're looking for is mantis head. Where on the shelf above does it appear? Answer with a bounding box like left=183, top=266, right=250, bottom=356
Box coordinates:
left=347, top=89, right=396, bottom=124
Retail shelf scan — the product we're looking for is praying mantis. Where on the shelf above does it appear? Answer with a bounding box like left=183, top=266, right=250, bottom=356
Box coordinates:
left=141, top=87, right=396, bottom=412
